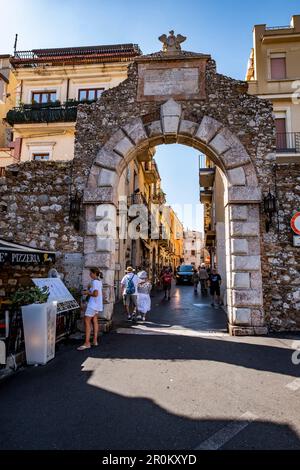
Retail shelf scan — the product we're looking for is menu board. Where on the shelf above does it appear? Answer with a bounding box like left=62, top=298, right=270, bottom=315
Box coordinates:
left=32, top=278, right=79, bottom=313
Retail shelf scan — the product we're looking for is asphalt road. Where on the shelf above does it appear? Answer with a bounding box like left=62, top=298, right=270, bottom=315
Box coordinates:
left=1, top=284, right=300, bottom=450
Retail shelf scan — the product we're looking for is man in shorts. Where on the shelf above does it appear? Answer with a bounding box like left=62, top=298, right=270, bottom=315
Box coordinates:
left=121, top=266, right=139, bottom=321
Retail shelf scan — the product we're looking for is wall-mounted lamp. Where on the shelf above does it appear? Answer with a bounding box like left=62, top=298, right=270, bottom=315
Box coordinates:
left=263, top=190, right=277, bottom=232
left=69, top=191, right=82, bottom=231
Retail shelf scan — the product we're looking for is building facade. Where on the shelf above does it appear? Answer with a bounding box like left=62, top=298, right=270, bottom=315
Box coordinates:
left=0, top=54, right=18, bottom=170
left=183, top=230, right=203, bottom=267
left=200, top=14, right=300, bottom=325
left=4, top=44, right=141, bottom=163
left=1, top=32, right=299, bottom=334
left=246, top=14, right=300, bottom=162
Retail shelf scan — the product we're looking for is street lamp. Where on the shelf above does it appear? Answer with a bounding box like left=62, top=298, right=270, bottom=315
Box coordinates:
left=69, top=191, right=82, bottom=230
left=263, top=190, right=277, bottom=232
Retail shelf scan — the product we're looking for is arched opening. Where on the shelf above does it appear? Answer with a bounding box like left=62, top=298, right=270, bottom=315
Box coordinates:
left=83, top=108, right=265, bottom=336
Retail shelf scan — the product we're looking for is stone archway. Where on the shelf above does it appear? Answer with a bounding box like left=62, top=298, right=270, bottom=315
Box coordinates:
left=75, top=42, right=275, bottom=336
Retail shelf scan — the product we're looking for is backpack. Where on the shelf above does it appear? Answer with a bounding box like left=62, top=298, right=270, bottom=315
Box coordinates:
left=125, top=274, right=136, bottom=295
left=163, top=272, right=172, bottom=284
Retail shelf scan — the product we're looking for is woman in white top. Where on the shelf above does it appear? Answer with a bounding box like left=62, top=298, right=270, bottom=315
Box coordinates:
left=78, top=267, right=103, bottom=350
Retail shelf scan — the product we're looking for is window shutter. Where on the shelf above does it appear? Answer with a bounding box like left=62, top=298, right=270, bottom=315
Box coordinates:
left=271, top=58, right=286, bottom=80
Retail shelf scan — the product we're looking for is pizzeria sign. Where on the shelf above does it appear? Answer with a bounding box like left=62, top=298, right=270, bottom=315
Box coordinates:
left=0, top=251, right=55, bottom=265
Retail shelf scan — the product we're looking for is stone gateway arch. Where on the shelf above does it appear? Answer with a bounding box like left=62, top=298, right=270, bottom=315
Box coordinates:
left=74, top=37, right=275, bottom=336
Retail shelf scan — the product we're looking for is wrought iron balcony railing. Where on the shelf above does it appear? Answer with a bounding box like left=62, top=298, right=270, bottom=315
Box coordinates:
left=127, top=193, right=148, bottom=206
left=11, top=44, right=142, bottom=68
left=276, top=132, right=300, bottom=153
left=6, top=103, right=78, bottom=125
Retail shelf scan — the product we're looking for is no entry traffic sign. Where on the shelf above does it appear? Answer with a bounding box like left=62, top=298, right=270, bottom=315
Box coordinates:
left=291, top=212, right=300, bottom=235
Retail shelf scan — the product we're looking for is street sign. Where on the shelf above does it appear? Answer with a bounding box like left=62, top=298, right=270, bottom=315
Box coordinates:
left=293, top=235, right=300, bottom=247
left=291, top=212, right=300, bottom=235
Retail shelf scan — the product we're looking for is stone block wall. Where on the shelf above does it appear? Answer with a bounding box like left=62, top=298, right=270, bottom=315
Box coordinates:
left=0, top=264, right=49, bottom=299
left=0, top=55, right=299, bottom=333
left=262, top=163, right=300, bottom=331
left=0, top=161, right=84, bottom=289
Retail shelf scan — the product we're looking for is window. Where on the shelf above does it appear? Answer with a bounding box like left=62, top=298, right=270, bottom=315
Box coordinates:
left=179, top=265, right=193, bottom=272
left=78, top=88, right=104, bottom=101
left=32, top=91, right=57, bottom=104
left=270, top=57, right=286, bottom=80
left=0, top=79, right=6, bottom=104
left=275, top=118, right=287, bottom=150
left=32, top=153, right=50, bottom=161
left=191, top=250, right=196, bottom=256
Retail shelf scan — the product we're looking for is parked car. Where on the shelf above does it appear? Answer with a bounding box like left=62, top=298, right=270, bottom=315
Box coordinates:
left=176, top=265, right=194, bottom=285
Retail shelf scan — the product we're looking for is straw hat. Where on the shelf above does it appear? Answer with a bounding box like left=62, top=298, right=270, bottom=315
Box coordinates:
left=125, top=266, right=135, bottom=273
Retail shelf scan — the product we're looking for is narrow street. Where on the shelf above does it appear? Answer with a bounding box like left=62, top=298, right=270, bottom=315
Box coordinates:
left=1, top=285, right=300, bottom=450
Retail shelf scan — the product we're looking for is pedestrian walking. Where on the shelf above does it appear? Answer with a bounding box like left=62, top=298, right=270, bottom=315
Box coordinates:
left=121, top=266, right=139, bottom=321
left=199, top=263, right=209, bottom=295
left=136, top=270, right=152, bottom=321
left=78, top=267, right=103, bottom=350
left=161, top=268, right=173, bottom=300
left=192, top=269, right=200, bottom=293
left=209, top=268, right=222, bottom=307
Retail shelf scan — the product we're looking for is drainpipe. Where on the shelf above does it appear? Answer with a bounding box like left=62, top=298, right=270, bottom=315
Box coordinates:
left=66, top=78, right=70, bottom=102
left=19, top=79, right=23, bottom=105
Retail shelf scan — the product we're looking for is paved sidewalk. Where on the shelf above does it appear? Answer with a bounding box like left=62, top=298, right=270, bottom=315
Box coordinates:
left=0, top=285, right=300, bottom=450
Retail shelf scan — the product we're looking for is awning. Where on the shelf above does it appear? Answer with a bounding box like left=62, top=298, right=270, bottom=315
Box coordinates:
left=0, top=239, right=56, bottom=265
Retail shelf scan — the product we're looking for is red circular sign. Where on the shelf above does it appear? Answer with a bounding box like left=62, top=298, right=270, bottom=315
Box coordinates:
left=291, top=212, right=300, bottom=235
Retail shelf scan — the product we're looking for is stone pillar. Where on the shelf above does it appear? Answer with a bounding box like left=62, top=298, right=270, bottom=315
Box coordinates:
left=83, top=198, right=117, bottom=322
left=226, top=203, right=267, bottom=335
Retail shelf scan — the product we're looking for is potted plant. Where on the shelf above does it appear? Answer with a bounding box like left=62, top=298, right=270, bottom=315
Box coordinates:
left=11, top=286, right=57, bottom=365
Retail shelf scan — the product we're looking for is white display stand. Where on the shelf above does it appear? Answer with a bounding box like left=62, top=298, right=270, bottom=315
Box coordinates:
left=21, top=301, right=57, bottom=365
left=32, top=278, right=79, bottom=313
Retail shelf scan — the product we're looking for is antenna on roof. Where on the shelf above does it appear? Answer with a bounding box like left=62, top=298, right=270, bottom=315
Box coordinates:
left=13, top=34, right=18, bottom=55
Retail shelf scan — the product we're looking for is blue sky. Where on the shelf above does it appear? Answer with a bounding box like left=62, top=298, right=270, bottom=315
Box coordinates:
left=1, top=0, right=299, bottom=230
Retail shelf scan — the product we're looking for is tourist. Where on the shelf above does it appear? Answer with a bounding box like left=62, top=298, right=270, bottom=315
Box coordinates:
left=136, top=271, right=152, bottom=321
left=121, top=266, right=139, bottom=321
left=161, top=267, right=173, bottom=300
left=209, top=268, right=222, bottom=307
left=199, top=263, right=209, bottom=295
left=78, top=267, right=103, bottom=350
left=192, top=268, right=200, bottom=293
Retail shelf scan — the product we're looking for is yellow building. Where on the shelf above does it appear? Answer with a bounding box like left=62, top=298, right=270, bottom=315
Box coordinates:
left=246, top=14, right=300, bottom=162
left=0, top=55, right=18, bottom=170
left=5, top=44, right=141, bottom=163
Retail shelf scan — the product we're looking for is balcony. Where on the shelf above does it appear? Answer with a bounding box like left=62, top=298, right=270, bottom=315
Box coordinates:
left=205, top=230, right=216, bottom=247
left=127, top=192, right=148, bottom=206
left=200, top=188, right=213, bottom=204
left=6, top=102, right=78, bottom=126
left=199, top=167, right=215, bottom=187
left=137, top=147, right=155, bottom=163
left=276, top=133, right=300, bottom=154
left=151, top=189, right=166, bottom=205
left=144, top=167, right=157, bottom=184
